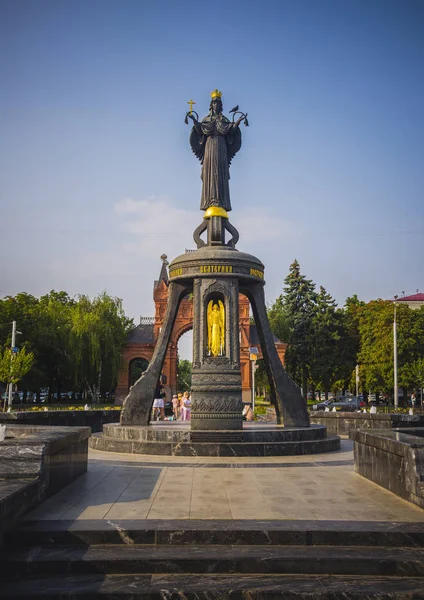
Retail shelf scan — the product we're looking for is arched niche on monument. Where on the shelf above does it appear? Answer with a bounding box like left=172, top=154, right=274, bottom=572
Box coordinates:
left=129, top=357, right=149, bottom=388
left=204, top=292, right=226, bottom=359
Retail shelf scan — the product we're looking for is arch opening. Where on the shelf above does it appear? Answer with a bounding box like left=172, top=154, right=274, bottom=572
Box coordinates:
left=177, top=328, right=192, bottom=393
left=129, top=357, right=149, bottom=388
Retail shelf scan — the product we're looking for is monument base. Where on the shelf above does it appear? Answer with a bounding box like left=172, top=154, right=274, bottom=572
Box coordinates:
left=90, top=423, right=340, bottom=457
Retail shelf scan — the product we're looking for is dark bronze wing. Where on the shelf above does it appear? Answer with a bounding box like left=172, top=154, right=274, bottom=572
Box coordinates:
left=189, top=127, right=206, bottom=165
left=226, top=126, right=242, bottom=166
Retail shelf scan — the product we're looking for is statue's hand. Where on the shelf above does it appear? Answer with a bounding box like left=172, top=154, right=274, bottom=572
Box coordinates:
left=188, top=113, right=198, bottom=124
left=234, top=116, right=245, bottom=127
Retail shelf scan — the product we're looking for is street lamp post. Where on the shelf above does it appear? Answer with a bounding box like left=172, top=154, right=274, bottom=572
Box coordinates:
left=8, top=321, right=17, bottom=408
left=355, top=364, right=359, bottom=400
left=393, top=295, right=398, bottom=410
left=7, top=321, right=22, bottom=409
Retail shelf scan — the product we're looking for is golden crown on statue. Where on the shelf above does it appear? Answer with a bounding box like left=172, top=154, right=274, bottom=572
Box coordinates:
left=210, top=89, right=223, bottom=99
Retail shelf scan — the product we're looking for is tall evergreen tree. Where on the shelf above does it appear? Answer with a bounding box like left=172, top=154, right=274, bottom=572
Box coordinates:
left=282, top=260, right=317, bottom=398
left=267, top=295, right=290, bottom=345
left=309, top=286, right=342, bottom=399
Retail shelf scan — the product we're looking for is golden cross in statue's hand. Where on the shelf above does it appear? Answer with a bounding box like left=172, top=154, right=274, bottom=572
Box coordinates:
left=187, top=99, right=196, bottom=115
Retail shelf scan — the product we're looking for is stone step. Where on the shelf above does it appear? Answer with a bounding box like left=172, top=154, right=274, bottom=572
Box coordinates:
left=89, top=432, right=341, bottom=456
left=1, top=573, right=424, bottom=598
left=8, top=519, right=424, bottom=548
left=3, top=544, right=424, bottom=578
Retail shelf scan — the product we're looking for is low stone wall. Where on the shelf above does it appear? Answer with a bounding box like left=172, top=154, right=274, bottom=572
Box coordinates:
left=351, top=428, right=424, bottom=509
left=0, top=425, right=91, bottom=546
left=0, top=409, right=121, bottom=432
left=310, top=412, right=424, bottom=435
left=264, top=407, right=424, bottom=436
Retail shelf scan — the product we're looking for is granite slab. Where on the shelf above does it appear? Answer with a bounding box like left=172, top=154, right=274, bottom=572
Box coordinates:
left=90, top=426, right=340, bottom=457
left=3, top=543, right=424, bottom=578
left=351, top=428, right=424, bottom=509
left=310, top=412, right=424, bottom=436
left=2, top=573, right=424, bottom=598
left=0, top=410, right=122, bottom=433
left=8, top=519, right=424, bottom=548
left=102, top=423, right=327, bottom=443
left=0, top=425, right=91, bottom=546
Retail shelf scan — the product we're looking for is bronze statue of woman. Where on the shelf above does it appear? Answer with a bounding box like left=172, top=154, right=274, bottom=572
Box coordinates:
left=188, top=90, right=245, bottom=212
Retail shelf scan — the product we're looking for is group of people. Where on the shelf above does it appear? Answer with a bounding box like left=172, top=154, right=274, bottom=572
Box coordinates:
left=152, top=381, right=192, bottom=421
left=171, top=392, right=192, bottom=421
left=152, top=378, right=254, bottom=422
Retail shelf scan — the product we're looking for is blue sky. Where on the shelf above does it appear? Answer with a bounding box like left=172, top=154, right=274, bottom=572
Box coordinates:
left=1, top=0, right=423, bottom=357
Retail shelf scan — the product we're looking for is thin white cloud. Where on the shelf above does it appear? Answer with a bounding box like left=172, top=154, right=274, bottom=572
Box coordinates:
left=115, top=196, right=298, bottom=255
left=115, top=195, right=199, bottom=257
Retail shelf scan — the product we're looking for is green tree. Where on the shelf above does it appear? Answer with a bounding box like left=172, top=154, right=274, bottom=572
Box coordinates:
left=71, top=292, right=132, bottom=401
left=0, top=344, right=34, bottom=409
left=254, top=359, right=270, bottom=397
left=410, top=358, right=424, bottom=405
left=267, top=296, right=290, bottom=344
left=177, top=358, right=192, bottom=392
left=309, top=286, right=343, bottom=399
left=281, top=260, right=317, bottom=397
left=34, top=291, right=75, bottom=400
left=340, top=295, right=365, bottom=392
left=0, top=290, right=134, bottom=403
left=357, top=301, right=424, bottom=399
left=0, top=292, right=75, bottom=399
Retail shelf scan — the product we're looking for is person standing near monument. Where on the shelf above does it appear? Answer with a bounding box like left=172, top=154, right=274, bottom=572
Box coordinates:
left=181, top=391, right=191, bottom=421
left=243, top=404, right=254, bottom=421
left=152, top=378, right=166, bottom=421
left=172, top=394, right=179, bottom=420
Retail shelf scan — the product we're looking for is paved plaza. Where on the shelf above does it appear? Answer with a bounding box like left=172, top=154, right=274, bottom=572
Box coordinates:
left=28, top=439, right=424, bottom=522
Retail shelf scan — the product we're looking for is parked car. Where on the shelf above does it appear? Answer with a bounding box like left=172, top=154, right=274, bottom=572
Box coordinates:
left=328, top=397, right=365, bottom=412
left=312, top=399, right=333, bottom=411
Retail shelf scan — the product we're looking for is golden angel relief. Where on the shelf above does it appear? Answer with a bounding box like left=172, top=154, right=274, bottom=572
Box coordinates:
left=207, top=300, right=225, bottom=357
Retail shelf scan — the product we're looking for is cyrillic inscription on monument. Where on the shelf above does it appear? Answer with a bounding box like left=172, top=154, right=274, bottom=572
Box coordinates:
left=200, top=265, right=233, bottom=273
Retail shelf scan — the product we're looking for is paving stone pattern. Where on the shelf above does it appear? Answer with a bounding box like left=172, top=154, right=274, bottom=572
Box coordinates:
left=26, top=440, right=424, bottom=522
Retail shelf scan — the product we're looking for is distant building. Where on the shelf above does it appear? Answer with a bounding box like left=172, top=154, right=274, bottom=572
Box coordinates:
left=395, top=293, right=424, bottom=311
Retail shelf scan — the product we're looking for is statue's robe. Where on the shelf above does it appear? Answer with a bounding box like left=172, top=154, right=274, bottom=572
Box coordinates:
left=190, top=114, right=241, bottom=212
left=210, top=311, right=222, bottom=356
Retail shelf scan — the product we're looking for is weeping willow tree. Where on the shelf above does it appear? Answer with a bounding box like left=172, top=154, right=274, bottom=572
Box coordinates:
left=71, top=293, right=133, bottom=401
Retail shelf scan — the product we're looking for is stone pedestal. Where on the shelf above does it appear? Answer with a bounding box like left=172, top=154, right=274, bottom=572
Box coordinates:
left=91, top=422, right=339, bottom=456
